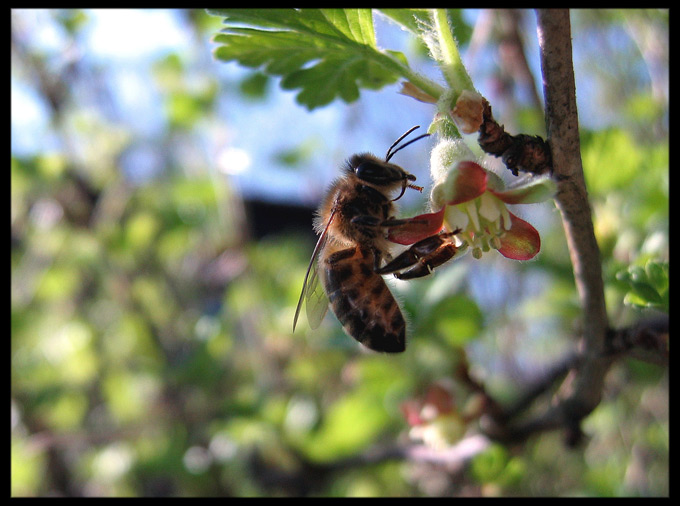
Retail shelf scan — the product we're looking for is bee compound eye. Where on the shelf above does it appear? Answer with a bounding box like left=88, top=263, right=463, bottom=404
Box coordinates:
left=355, top=160, right=402, bottom=186
left=355, top=160, right=384, bottom=179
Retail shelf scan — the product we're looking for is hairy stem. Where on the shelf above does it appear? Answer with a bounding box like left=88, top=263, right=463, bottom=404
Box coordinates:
left=375, top=48, right=445, bottom=100
left=431, top=9, right=474, bottom=91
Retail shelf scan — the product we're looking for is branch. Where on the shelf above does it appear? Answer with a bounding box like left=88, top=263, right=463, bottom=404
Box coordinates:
left=606, top=315, right=669, bottom=366
left=248, top=435, right=491, bottom=495
left=469, top=315, right=667, bottom=445
left=476, top=10, right=612, bottom=444
left=491, top=351, right=582, bottom=425
left=536, top=6, right=611, bottom=382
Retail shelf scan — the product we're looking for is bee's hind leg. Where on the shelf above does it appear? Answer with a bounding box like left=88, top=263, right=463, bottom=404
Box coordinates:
left=376, top=231, right=460, bottom=280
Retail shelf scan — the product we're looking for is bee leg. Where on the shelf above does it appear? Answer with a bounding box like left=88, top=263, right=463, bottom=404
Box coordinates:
left=376, top=231, right=460, bottom=280
left=349, top=215, right=383, bottom=228
left=371, top=248, right=382, bottom=271
left=350, top=215, right=426, bottom=229
left=349, top=215, right=390, bottom=238
left=375, top=246, right=422, bottom=274
left=380, top=217, right=427, bottom=227
left=326, top=247, right=359, bottom=265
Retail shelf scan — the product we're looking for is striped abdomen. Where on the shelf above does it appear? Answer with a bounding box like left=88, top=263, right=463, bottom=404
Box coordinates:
left=322, top=246, right=405, bottom=353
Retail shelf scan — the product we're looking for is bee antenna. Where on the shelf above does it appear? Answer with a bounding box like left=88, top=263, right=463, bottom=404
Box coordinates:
left=385, top=126, right=419, bottom=161
left=385, top=126, right=430, bottom=162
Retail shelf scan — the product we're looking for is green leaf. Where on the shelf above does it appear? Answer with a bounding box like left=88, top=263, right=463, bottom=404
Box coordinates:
left=616, top=260, right=669, bottom=312
left=208, top=8, right=417, bottom=109
left=378, top=8, right=433, bottom=36
left=318, top=8, right=376, bottom=45
left=238, top=72, right=270, bottom=100
left=645, top=260, right=669, bottom=294
left=209, top=9, right=375, bottom=44
left=629, top=280, right=662, bottom=304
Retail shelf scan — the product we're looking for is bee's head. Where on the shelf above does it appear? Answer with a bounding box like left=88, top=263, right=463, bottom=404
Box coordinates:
left=350, top=126, right=429, bottom=200
left=348, top=154, right=422, bottom=201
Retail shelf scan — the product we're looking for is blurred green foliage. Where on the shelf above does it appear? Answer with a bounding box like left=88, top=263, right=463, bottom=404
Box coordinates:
left=12, top=8, right=667, bottom=497
left=616, top=260, right=668, bottom=312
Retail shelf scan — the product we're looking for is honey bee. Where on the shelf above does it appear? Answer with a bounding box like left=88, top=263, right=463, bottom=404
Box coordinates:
left=293, top=126, right=460, bottom=353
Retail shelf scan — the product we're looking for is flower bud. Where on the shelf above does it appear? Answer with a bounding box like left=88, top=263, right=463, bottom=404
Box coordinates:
left=451, top=90, right=484, bottom=134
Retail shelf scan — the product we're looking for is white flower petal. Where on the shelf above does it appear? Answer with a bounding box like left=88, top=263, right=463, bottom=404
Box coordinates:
left=478, top=192, right=502, bottom=222
left=444, top=204, right=469, bottom=230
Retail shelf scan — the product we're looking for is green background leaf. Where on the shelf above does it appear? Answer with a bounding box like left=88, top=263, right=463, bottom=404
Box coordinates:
left=210, top=9, right=409, bottom=109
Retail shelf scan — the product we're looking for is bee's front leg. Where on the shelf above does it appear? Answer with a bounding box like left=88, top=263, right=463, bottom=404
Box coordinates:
left=349, top=215, right=420, bottom=229
left=376, top=231, right=460, bottom=280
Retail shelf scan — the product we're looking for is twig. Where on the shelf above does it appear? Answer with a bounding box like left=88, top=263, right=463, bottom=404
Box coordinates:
left=484, top=10, right=613, bottom=444
left=606, top=315, right=669, bottom=366
left=478, top=98, right=552, bottom=176
left=248, top=435, right=491, bottom=495
left=493, top=351, right=582, bottom=425
left=536, top=7, right=612, bottom=392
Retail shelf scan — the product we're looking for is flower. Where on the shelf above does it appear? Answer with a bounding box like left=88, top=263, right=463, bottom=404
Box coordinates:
left=388, top=138, right=556, bottom=261
left=400, top=383, right=466, bottom=449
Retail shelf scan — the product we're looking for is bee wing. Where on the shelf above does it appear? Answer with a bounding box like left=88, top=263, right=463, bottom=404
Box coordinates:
left=293, top=208, right=336, bottom=332
left=303, top=257, right=329, bottom=329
